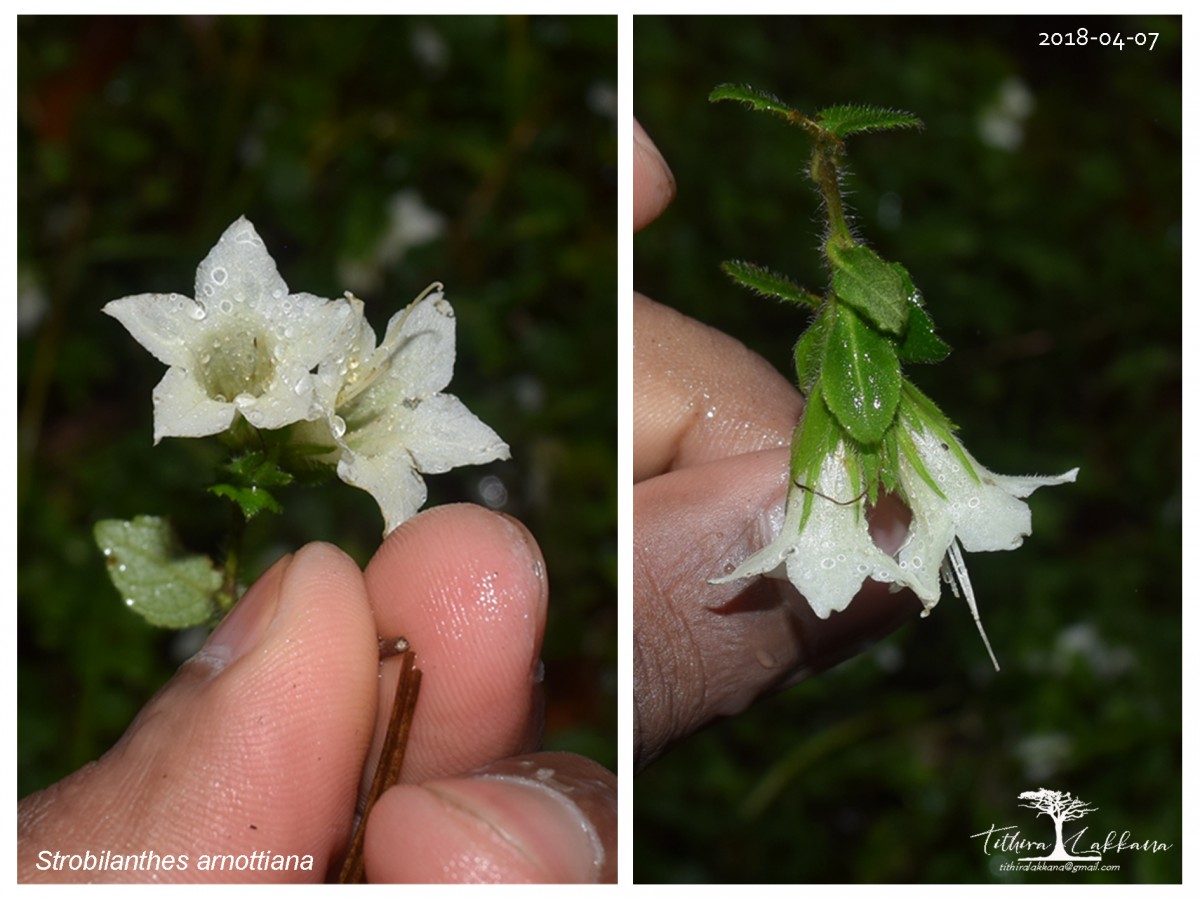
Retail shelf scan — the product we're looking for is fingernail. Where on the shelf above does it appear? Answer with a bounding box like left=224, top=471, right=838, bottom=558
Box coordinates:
left=426, top=769, right=607, bottom=883
left=193, top=553, right=291, bottom=672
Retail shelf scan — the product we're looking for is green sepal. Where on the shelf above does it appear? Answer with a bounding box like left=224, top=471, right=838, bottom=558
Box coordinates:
left=93, top=516, right=222, bottom=628
left=820, top=303, right=901, bottom=445
left=900, top=379, right=980, bottom=484
left=828, top=243, right=911, bottom=337
left=814, top=104, right=923, bottom=138
left=722, top=260, right=823, bottom=309
left=854, top=425, right=901, bottom=506
left=787, top=384, right=842, bottom=530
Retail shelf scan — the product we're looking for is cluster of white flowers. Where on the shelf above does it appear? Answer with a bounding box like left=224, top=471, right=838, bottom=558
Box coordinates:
left=104, top=217, right=509, bottom=534
left=712, top=391, right=1077, bottom=669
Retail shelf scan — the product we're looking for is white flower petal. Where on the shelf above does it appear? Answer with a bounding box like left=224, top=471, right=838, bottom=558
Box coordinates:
left=194, top=217, right=287, bottom=313
left=337, top=447, right=429, bottom=535
left=382, top=394, right=510, bottom=472
left=150, top=366, right=237, bottom=442
left=372, top=289, right=457, bottom=398
left=103, top=293, right=205, bottom=368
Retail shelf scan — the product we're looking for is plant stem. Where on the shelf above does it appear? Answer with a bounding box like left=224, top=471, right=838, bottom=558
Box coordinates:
left=810, top=136, right=854, bottom=249
left=216, top=501, right=245, bottom=615
left=337, top=647, right=422, bottom=883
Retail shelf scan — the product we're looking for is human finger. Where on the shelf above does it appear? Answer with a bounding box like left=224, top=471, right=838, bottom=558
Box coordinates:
left=633, top=292, right=802, bottom=481
left=363, top=752, right=616, bottom=883
left=633, top=118, right=676, bottom=231
left=361, top=505, right=548, bottom=786
left=18, top=543, right=379, bottom=883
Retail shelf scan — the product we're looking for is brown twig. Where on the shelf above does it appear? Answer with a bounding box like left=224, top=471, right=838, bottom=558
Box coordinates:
left=336, top=645, right=422, bottom=883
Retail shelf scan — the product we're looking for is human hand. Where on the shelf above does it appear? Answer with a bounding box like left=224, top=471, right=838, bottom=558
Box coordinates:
left=633, top=119, right=920, bottom=772
left=18, top=504, right=616, bottom=883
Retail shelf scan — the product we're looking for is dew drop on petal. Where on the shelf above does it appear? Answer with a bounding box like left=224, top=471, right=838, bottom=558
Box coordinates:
left=273, top=288, right=285, bottom=300
left=190, top=304, right=206, bottom=320
left=330, top=415, right=347, bottom=439
left=220, top=299, right=233, bottom=314
left=124, top=597, right=135, bottom=607
left=820, top=557, right=836, bottom=570
left=211, top=266, right=228, bottom=285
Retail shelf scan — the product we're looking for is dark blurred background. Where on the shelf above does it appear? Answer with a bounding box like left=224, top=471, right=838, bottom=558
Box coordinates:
left=18, top=15, right=616, bottom=797
left=635, top=15, right=1179, bottom=883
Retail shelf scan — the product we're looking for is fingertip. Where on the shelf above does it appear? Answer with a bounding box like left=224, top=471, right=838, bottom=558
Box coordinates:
left=363, top=754, right=614, bottom=883
left=364, top=505, right=549, bottom=780
left=633, top=119, right=676, bottom=231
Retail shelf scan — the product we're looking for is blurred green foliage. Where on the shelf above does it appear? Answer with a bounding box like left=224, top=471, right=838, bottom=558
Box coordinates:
left=635, top=15, right=1179, bottom=883
left=18, top=15, right=615, bottom=797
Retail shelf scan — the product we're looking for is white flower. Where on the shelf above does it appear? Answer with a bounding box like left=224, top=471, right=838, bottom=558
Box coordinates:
left=293, top=284, right=510, bottom=534
left=710, top=440, right=909, bottom=618
left=104, top=217, right=355, bottom=442
left=894, top=422, right=1079, bottom=608
left=892, top=418, right=1077, bottom=668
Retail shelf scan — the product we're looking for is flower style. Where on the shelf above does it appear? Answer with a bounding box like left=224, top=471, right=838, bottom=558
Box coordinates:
left=104, top=217, right=356, bottom=442
left=292, top=284, right=510, bottom=534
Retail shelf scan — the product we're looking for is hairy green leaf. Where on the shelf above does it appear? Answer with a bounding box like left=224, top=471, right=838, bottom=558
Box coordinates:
left=820, top=304, right=901, bottom=444
left=709, top=83, right=820, bottom=136
left=94, top=516, right=221, bottom=628
left=722, top=260, right=822, bottom=309
left=208, top=483, right=283, bottom=519
left=828, top=244, right=911, bottom=336
left=815, top=104, right=923, bottom=138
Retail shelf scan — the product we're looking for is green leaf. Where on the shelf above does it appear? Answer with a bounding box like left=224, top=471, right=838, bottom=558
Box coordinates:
left=709, top=83, right=821, bottom=137
left=815, top=104, right=923, bottom=138
left=722, top=260, right=823, bottom=309
left=209, top=450, right=293, bottom=518
left=897, top=302, right=951, bottom=363
left=793, top=308, right=831, bottom=394
left=828, top=244, right=911, bottom=336
left=820, top=304, right=901, bottom=444
left=889, top=266, right=950, bottom=363
left=94, top=516, right=222, bottom=628
left=208, top=483, right=283, bottom=519
left=220, top=451, right=295, bottom=489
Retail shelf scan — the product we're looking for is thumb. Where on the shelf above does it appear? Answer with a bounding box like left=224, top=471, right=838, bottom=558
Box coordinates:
left=18, top=543, right=378, bottom=883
